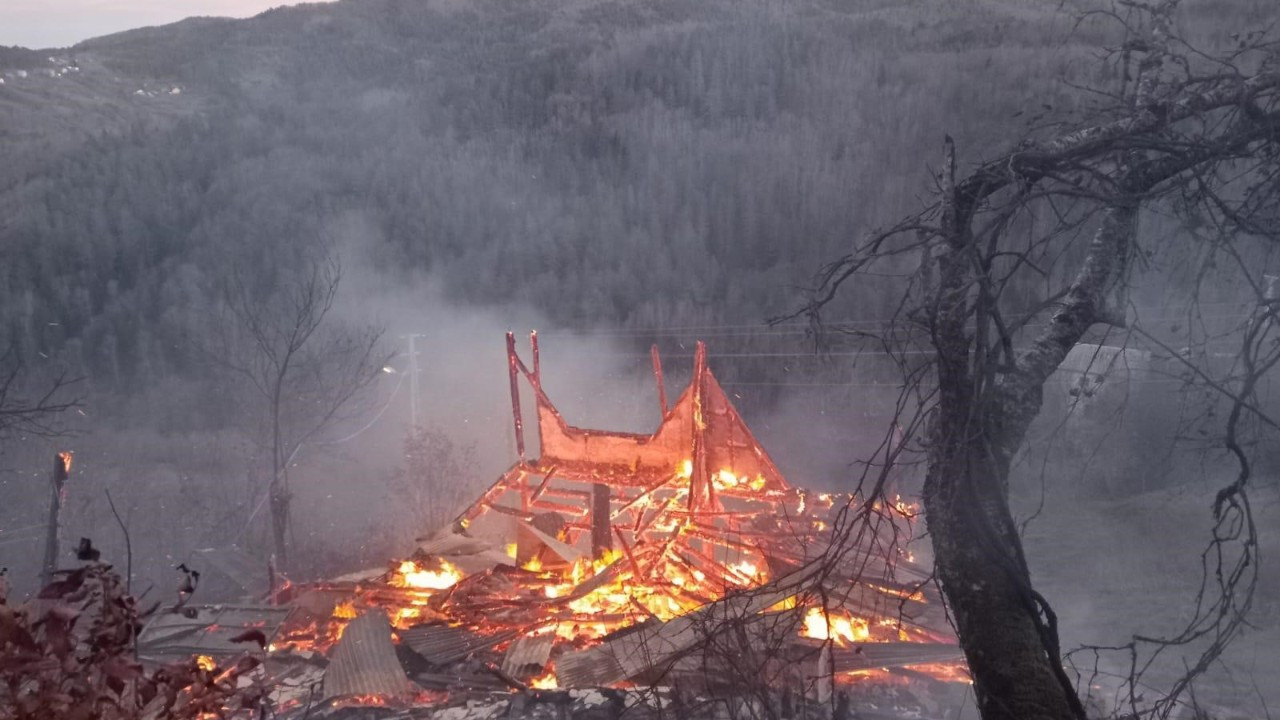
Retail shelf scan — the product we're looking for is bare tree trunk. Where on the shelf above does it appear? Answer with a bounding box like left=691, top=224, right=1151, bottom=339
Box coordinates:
left=919, top=138, right=1094, bottom=720
left=208, top=256, right=386, bottom=572
left=269, top=481, right=289, bottom=570
left=924, top=444, right=1078, bottom=720
left=788, top=12, right=1280, bottom=711
left=924, top=259, right=1080, bottom=717
left=270, top=371, right=290, bottom=568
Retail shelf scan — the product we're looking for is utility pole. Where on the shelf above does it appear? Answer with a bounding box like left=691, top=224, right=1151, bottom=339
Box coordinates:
left=40, top=451, right=73, bottom=587
left=402, top=334, right=423, bottom=430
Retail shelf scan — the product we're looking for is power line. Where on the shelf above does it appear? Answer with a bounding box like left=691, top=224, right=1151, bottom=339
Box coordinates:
left=237, top=368, right=408, bottom=537
left=719, top=377, right=1217, bottom=388
left=533, top=303, right=1258, bottom=337
left=322, top=369, right=408, bottom=445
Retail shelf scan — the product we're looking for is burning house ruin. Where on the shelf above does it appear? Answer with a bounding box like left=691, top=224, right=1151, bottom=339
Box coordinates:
left=137, top=333, right=969, bottom=717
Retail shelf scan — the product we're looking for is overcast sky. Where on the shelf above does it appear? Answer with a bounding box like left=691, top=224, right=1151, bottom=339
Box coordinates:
left=1, top=0, right=333, bottom=49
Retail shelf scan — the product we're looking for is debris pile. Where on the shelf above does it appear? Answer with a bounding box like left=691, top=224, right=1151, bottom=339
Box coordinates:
left=139, top=335, right=968, bottom=718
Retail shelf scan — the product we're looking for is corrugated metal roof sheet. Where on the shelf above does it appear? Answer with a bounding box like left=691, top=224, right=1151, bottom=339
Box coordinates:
left=322, top=610, right=417, bottom=700
left=398, top=624, right=516, bottom=666
left=499, top=633, right=554, bottom=677
left=827, top=642, right=965, bottom=672
left=411, top=671, right=508, bottom=691
left=414, top=530, right=514, bottom=576
left=137, top=605, right=293, bottom=660
left=191, top=546, right=270, bottom=598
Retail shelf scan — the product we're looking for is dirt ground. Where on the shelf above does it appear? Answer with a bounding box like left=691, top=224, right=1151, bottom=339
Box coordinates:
left=1013, top=481, right=1280, bottom=718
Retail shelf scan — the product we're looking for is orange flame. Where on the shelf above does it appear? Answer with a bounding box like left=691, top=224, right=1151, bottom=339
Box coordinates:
left=803, top=607, right=870, bottom=646
left=528, top=669, right=558, bottom=689
left=393, top=559, right=462, bottom=590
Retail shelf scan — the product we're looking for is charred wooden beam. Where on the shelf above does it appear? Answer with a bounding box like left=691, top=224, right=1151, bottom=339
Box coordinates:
left=651, top=344, right=668, bottom=417
left=506, top=332, right=526, bottom=460
left=591, top=482, right=612, bottom=559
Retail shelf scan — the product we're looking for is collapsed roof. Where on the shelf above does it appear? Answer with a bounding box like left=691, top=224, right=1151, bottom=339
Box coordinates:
left=142, top=333, right=966, bottom=715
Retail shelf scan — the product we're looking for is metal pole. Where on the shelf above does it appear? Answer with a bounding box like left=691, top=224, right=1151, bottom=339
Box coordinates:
left=402, top=334, right=423, bottom=430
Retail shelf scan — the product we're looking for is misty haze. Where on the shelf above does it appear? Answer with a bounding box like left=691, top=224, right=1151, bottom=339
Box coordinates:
left=1, top=1, right=1279, bottom=719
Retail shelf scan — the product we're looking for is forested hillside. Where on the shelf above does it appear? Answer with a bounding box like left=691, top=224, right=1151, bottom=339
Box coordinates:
left=1, top=0, right=1274, bottom=588
left=5, top=0, right=1270, bottom=389
left=3, top=0, right=1122, bottom=394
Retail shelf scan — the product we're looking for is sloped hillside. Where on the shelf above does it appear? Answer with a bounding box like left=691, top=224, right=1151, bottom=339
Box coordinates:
left=1, top=0, right=1134, bottom=395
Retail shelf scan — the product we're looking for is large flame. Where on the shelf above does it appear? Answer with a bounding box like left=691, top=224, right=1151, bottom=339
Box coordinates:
left=393, top=559, right=463, bottom=590
left=185, top=335, right=972, bottom=708
left=528, top=668, right=558, bottom=689
left=251, top=457, right=959, bottom=697
left=803, top=607, right=870, bottom=646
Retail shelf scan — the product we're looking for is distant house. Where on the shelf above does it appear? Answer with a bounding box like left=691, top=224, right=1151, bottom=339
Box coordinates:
left=1041, top=343, right=1179, bottom=495
left=1057, top=343, right=1152, bottom=404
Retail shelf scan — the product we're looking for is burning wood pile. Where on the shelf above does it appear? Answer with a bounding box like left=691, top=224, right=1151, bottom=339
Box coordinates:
left=139, top=334, right=968, bottom=718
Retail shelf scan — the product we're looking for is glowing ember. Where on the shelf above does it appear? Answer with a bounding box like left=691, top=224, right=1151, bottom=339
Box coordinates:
left=337, top=694, right=388, bottom=707
left=894, top=495, right=918, bottom=517
left=194, top=655, right=216, bottom=672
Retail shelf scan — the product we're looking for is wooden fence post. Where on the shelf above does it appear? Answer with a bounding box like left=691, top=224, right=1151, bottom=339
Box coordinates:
left=40, top=451, right=74, bottom=587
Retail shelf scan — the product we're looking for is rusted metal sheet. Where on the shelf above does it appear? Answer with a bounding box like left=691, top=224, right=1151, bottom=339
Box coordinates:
left=322, top=610, right=416, bottom=700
